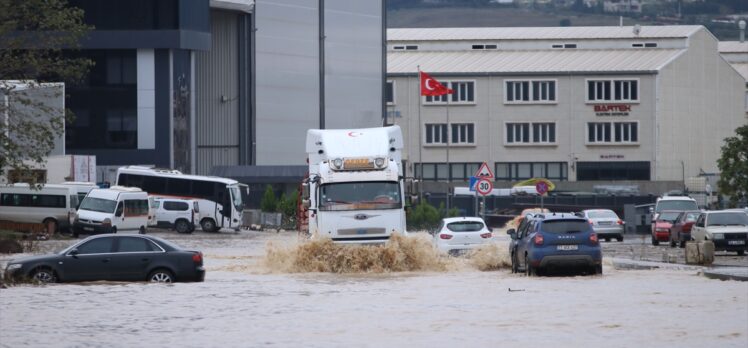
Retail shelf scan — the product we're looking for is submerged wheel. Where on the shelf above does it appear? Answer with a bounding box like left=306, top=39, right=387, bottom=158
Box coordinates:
left=738, top=250, right=745, bottom=256
left=139, top=226, right=147, bottom=235
left=175, top=220, right=191, bottom=234
left=43, top=218, right=58, bottom=235
left=616, top=236, right=624, bottom=242
left=525, top=255, right=537, bottom=277
left=148, top=269, right=174, bottom=283
left=511, top=253, right=518, bottom=274
left=30, top=268, right=57, bottom=284
left=200, top=219, right=217, bottom=233
left=594, top=264, right=603, bottom=275
left=651, top=235, right=659, bottom=246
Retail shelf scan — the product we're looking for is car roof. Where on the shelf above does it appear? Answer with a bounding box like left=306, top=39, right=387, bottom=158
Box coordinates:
left=533, top=213, right=584, bottom=221
left=442, top=216, right=486, bottom=223
left=657, top=196, right=696, bottom=201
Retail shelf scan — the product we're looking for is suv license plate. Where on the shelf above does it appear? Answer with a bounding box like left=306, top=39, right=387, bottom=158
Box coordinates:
left=728, top=240, right=745, bottom=245
left=557, top=245, right=578, bottom=251
left=83, top=227, right=94, bottom=231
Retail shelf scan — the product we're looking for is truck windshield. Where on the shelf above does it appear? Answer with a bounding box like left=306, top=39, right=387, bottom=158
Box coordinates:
left=319, top=181, right=401, bottom=211
left=79, top=197, right=117, bottom=213
left=656, top=200, right=698, bottom=213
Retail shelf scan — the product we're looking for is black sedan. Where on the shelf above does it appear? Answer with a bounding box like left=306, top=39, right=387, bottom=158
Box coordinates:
left=4, top=234, right=205, bottom=283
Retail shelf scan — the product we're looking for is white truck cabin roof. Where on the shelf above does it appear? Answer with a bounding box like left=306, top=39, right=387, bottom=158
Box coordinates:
left=306, top=126, right=403, bottom=172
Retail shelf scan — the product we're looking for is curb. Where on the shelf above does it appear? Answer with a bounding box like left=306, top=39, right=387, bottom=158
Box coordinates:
left=701, top=268, right=748, bottom=282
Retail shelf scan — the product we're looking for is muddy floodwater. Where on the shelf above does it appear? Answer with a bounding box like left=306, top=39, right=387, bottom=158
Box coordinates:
left=1, top=230, right=747, bottom=347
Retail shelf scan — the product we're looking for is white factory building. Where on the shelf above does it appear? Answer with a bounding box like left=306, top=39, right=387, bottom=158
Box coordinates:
left=385, top=25, right=746, bottom=188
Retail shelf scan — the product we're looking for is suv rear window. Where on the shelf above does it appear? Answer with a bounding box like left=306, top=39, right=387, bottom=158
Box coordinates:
left=540, top=220, right=591, bottom=234
left=163, top=201, right=189, bottom=211
left=447, top=221, right=484, bottom=232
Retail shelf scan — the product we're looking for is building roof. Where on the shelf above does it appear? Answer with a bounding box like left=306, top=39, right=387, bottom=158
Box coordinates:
left=210, top=165, right=308, bottom=184
left=718, top=41, right=748, bottom=53
left=387, top=49, right=685, bottom=74
left=387, top=26, right=703, bottom=42
left=729, top=63, right=748, bottom=81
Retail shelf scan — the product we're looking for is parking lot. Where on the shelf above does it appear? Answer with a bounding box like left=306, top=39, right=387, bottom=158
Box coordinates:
left=1, top=229, right=746, bottom=347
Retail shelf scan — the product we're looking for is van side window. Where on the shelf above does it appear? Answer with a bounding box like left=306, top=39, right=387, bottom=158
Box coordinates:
left=115, top=202, right=124, bottom=216
left=124, top=199, right=149, bottom=216
left=163, top=201, right=189, bottom=211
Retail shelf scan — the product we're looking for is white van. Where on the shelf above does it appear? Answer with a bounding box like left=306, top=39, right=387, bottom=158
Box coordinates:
left=151, top=198, right=199, bottom=234
left=0, top=183, right=78, bottom=234
left=59, top=182, right=99, bottom=209
left=73, top=186, right=150, bottom=237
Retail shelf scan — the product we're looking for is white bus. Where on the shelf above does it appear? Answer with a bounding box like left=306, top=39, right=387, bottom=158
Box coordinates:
left=115, top=166, right=247, bottom=232
left=0, top=183, right=78, bottom=234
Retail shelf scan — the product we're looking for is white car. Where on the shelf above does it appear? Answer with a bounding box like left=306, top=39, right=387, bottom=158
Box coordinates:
left=434, top=217, right=493, bottom=255
left=580, top=209, right=624, bottom=242
left=152, top=198, right=199, bottom=234
left=690, top=210, right=748, bottom=256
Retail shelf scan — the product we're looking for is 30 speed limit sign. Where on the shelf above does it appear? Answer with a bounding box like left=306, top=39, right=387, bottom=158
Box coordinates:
left=476, top=179, right=493, bottom=196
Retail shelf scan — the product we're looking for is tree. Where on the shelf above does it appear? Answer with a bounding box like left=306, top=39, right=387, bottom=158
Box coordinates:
left=0, top=0, right=93, bottom=180
left=260, top=185, right=278, bottom=213
left=717, top=124, right=748, bottom=207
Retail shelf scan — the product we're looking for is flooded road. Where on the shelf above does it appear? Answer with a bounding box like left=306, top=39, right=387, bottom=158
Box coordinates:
left=1, top=230, right=747, bottom=347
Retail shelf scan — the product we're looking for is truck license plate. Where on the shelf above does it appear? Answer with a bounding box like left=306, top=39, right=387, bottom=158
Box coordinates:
left=728, top=240, right=745, bottom=245
left=557, top=245, right=578, bottom=251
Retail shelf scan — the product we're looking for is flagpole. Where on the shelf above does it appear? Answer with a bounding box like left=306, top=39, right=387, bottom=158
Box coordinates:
left=417, top=66, right=423, bottom=203
left=445, top=88, right=450, bottom=212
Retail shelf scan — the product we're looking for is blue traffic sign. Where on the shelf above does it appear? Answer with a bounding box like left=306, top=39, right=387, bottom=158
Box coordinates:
left=469, top=176, right=479, bottom=191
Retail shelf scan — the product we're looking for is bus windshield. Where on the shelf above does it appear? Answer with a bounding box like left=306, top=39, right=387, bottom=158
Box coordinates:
left=79, top=197, right=117, bottom=213
left=319, top=181, right=401, bottom=211
left=229, top=185, right=244, bottom=213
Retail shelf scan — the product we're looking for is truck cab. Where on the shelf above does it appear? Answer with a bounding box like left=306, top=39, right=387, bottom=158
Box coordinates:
left=303, top=126, right=405, bottom=244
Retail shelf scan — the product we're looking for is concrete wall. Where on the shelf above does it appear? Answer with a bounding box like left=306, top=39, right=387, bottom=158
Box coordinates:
left=657, top=28, right=746, bottom=181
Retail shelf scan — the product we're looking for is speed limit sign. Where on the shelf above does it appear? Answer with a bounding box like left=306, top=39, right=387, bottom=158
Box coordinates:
left=476, top=179, right=493, bottom=196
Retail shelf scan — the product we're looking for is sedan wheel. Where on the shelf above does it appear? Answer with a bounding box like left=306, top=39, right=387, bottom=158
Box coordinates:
left=651, top=235, right=659, bottom=246
left=148, top=269, right=174, bottom=283
left=31, top=268, right=57, bottom=284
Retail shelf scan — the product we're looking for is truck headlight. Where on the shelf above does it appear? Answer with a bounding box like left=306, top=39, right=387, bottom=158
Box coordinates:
left=375, top=157, right=385, bottom=168
left=332, top=158, right=343, bottom=170
left=713, top=233, right=724, bottom=240
left=6, top=264, right=22, bottom=271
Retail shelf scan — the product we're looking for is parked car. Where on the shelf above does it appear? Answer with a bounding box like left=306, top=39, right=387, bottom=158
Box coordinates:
left=508, top=213, right=602, bottom=276
left=690, top=211, right=748, bottom=255
left=151, top=198, right=199, bottom=234
left=651, top=210, right=681, bottom=246
left=580, top=209, right=624, bottom=242
left=434, top=217, right=493, bottom=256
left=668, top=211, right=700, bottom=248
left=3, top=234, right=205, bottom=283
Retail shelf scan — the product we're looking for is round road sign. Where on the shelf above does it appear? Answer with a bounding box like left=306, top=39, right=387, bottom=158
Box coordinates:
left=536, top=181, right=549, bottom=195
left=476, top=179, right=493, bottom=196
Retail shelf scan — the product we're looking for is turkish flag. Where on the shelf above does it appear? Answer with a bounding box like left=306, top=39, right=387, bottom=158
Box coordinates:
left=420, top=71, right=453, bottom=96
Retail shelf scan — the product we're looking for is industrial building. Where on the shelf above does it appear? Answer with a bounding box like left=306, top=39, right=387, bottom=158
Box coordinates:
left=54, top=0, right=384, bottom=182
left=386, top=25, right=746, bottom=192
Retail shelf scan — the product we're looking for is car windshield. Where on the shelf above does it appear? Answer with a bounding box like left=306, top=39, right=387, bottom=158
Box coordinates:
left=447, top=221, right=484, bottom=232
left=319, top=181, right=401, bottom=211
left=656, top=200, right=698, bottom=213
left=540, top=220, right=591, bottom=234
left=707, top=212, right=748, bottom=227
left=683, top=212, right=700, bottom=222
left=658, top=212, right=681, bottom=222
left=78, top=197, right=117, bottom=213
left=587, top=210, right=617, bottom=219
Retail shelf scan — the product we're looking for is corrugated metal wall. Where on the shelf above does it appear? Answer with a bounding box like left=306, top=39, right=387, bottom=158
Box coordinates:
left=195, top=10, right=240, bottom=175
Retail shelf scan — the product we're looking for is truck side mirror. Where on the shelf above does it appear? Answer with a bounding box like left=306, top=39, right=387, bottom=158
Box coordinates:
left=507, top=228, right=516, bottom=239
left=302, top=183, right=310, bottom=200
left=302, top=199, right=310, bottom=209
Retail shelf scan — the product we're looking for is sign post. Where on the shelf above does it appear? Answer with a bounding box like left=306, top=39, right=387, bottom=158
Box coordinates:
left=473, top=163, right=494, bottom=220
left=536, top=181, right=549, bottom=210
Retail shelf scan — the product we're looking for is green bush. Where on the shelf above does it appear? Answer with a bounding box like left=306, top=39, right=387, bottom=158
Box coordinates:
left=277, top=190, right=298, bottom=218
left=407, top=200, right=441, bottom=232
left=260, top=185, right=277, bottom=212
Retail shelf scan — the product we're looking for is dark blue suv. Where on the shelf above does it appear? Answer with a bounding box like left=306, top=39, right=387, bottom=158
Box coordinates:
left=508, top=213, right=602, bottom=276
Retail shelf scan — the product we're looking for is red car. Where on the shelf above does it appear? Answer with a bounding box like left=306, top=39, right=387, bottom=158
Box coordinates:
left=669, top=211, right=700, bottom=248
left=651, top=211, right=681, bottom=246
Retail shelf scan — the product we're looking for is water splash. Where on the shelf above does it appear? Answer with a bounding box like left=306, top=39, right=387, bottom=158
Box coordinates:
left=467, top=242, right=512, bottom=271
left=263, top=233, right=449, bottom=274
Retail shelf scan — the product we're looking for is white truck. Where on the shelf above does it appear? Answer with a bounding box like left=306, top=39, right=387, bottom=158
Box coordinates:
left=302, top=126, right=405, bottom=244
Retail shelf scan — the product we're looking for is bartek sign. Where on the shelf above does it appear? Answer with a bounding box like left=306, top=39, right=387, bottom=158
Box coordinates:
left=594, top=104, right=631, bottom=116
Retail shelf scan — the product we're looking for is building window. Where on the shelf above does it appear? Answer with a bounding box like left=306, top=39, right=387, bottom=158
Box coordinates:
left=393, top=45, right=418, bottom=50
left=552, top=43, right=577, bottom=49
left=385, top=80, right=395, bottom=105
left=424, top=81, right=475, bottom=104
left=577, top=161, right=650, bottom=181
left=425, top=124, right=447, bottom=145
left=506, top=122, right=556, bottom=145
left=495, top=162, right=568, bottom=181
left=472, top=44, right=497, bottom=50
left=587, top=122, right=638, bottom=144
left=415, top=163, right=481, bottom=181
left=505, top=80, right=556, bottom=103
left=451, top=124, right=475, bottom=145
left=587, top=79, right=638, bottom=102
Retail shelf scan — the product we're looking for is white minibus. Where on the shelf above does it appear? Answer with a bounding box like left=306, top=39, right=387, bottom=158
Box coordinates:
left=0, top=183, right=78, bottom=234
left=73, top=186, right=150, bottom=237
